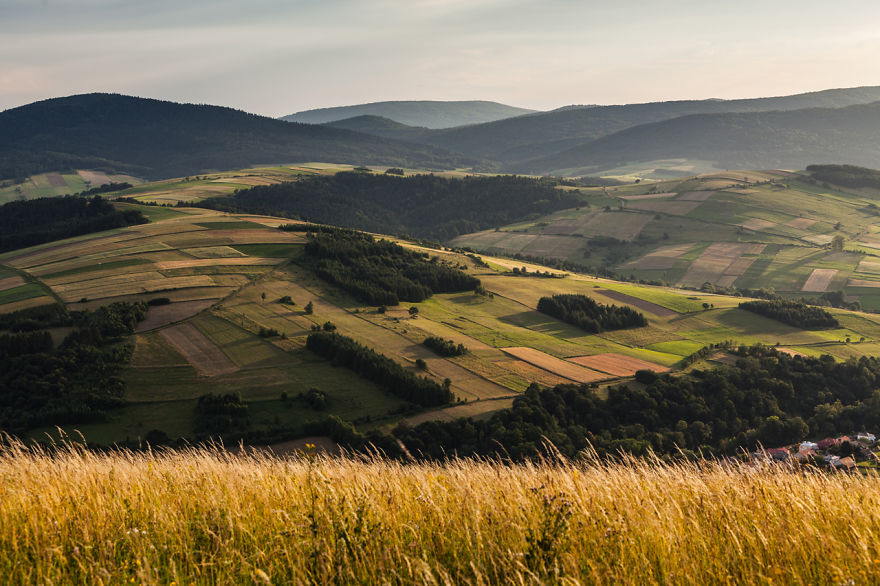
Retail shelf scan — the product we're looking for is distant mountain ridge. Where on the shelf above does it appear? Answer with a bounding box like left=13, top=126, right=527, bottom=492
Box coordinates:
left=281, top=100, right=536, bottom=129
left=0, top=94, right=473, bottom=181
left=517, top=100, right=880, bottom=174
left=413, top=86, right=880, bottom=163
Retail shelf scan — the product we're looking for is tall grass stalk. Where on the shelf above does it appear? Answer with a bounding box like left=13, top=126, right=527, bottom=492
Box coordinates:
left=1, top=438, right=878, bottom=584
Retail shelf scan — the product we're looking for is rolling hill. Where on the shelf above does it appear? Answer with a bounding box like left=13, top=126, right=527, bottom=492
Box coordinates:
left=5, top=165, right=880, bottom=448
left=412, top=85, right=880, bottom=164
left=281, top=100, right=536, bottom=128
left=0, top=94, right=474, bottom=181
left=517, top=101, right=880, bottom=174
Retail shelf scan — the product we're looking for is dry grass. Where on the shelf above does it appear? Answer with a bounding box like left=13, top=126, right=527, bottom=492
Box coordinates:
left=2, top=440, right=880, bottom=585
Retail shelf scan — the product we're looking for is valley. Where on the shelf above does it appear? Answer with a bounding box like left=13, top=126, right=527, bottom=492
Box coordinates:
left=6, top=165, right=880, bottom=447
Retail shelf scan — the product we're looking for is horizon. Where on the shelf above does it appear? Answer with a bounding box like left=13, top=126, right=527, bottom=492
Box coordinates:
left=3, top=0, right=880, bottom=116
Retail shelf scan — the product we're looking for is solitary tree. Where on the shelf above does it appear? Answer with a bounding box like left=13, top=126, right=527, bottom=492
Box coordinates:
left=831, top=235, right=845, bottom=251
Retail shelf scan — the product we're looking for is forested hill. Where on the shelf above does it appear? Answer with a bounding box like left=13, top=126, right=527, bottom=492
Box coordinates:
left=0, top=94, right=474, bottom=181
left=281, top=100, right=536, bottom=128
left=414, top=85, right=880, bottom=163
left=323, top=115, right=432, bottom=143
left=518, top=101, right=880, bottom=174
left=197, top=172, right=585, bottom=241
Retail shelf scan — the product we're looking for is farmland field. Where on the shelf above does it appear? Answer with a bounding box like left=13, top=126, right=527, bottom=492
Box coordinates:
left=9, top=166, right=880, bottom=446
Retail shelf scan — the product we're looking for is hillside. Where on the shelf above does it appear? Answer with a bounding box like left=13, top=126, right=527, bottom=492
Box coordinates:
left=5, top=168, right=880, bottom=448
left=0, top=94, right=473, bottom=181
left=322, top=115, right=436, bottom=143
left=518, top=101, right=880, bottom=174
left=281, top=100, right=536, bottom=128
left=415, top=85, right=880, bottom=163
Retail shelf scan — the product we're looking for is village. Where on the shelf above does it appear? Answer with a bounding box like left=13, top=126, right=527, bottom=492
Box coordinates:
left=754, top=433, right=878, bottom=471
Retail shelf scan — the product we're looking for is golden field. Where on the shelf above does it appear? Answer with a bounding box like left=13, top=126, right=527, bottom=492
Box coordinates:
left=2, top=439, right=879, bottom=584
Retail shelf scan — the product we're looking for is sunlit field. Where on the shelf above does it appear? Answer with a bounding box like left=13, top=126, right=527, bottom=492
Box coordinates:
left=2, top=439, right=879, bottom=584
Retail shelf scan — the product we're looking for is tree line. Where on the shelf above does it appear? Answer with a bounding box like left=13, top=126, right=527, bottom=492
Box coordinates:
left=383, top=345, right=880, bottom=460
left=739, top=299, right=839, bottom=330
left=536, top=294, right=647, bottom=333
left=423, top=336, right=468, bottom=357
left=302, top=229, right=479, bottom=306
left=0, top=195, right=147, bottom=253
left=306, top=332, right=452, bottom=407
left=806, top=164, right=880, bottom=189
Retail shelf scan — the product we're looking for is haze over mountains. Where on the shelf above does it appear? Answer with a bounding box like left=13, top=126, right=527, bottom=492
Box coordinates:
left=281, top=100, right=536, bottom=128
left=5, top=85, right=880, bottom=182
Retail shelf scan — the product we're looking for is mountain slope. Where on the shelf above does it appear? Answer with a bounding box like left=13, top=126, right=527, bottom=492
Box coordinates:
left=281, top=100, right=536, bottom=128
left=518, top=101, right=880, bottom=173
left=322, top=115, right=432, bottom=142
left=419, top=86, right=880, bottom=163
left=0, top=94, right=474, bottom=181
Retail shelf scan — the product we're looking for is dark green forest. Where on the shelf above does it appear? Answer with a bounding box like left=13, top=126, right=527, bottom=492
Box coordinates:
left=0, top=195, right=147, bottom=253
left=201, top=172, right=586, bottom=241
left=301, top=229, right=479, bottom=305
left=0, top=302, right=147, bottom=435
left=0, top=94, right=471, bottom=181
left=386, top=346, right=880, bottom=460
left=537, top=294, right=647, bottom=333
left=739, top=300, right=839, bottom=330
left=807, top=164, right=880, bottom=189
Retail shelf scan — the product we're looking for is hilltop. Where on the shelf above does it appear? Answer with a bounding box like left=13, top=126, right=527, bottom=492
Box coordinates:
left=281, top=100, right=536, bottom=128
left=0, top=94, right=472, bottom=181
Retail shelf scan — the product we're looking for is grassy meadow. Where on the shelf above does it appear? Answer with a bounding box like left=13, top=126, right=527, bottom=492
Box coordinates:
left=2, top=440, right=880, bottom=584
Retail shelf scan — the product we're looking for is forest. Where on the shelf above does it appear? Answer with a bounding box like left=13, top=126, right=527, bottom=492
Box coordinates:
left=305, top=332, right=452, bottom=407
left=806, top=163, right=880, bottom=189
left=0, top=301, right=147, bottom=435
left=200, top=172, right=586, bottom=241
left=0, top=195, right=147, bottom=253
left=387, top=346, right=880, bottom=460
left=536, top=294, right=647, bottom=333
left=302, top=229, right=479, bottom=305
left=739, top=299, right=839, bottom=330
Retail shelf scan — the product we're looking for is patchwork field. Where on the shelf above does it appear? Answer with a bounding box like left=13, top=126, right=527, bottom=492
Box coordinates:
left=452, top=170, right=880, bottom=308
left=10, top=166, right=880, bottom=446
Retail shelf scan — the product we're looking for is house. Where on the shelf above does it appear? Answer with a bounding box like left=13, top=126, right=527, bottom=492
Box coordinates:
left=766, top=447, right=790, bottom=461
left=817, top=438, right=838, bottom=450
left=856, top=433, right=876, bottom=444
left=794, top=449, right=817, bottom=463
left=832, top=456, right=857, bottom=471
left=799, top=441, right=818, bottom=452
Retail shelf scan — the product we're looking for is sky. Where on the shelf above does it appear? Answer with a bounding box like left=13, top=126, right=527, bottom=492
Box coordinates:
left=2, top=0, right=880, bottom=116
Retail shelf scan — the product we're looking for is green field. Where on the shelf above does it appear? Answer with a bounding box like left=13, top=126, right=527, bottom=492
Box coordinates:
left=451, top=170, right=880, bottom=306
left=9, top=166, right=880, bottom=445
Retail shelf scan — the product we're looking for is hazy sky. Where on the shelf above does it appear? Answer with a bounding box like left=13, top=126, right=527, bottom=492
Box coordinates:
left=2, top=0, right=880, bottom=116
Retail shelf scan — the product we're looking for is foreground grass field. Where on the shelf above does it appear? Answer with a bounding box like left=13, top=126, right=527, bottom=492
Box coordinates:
left=2, top=441, right=880, bottom=584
